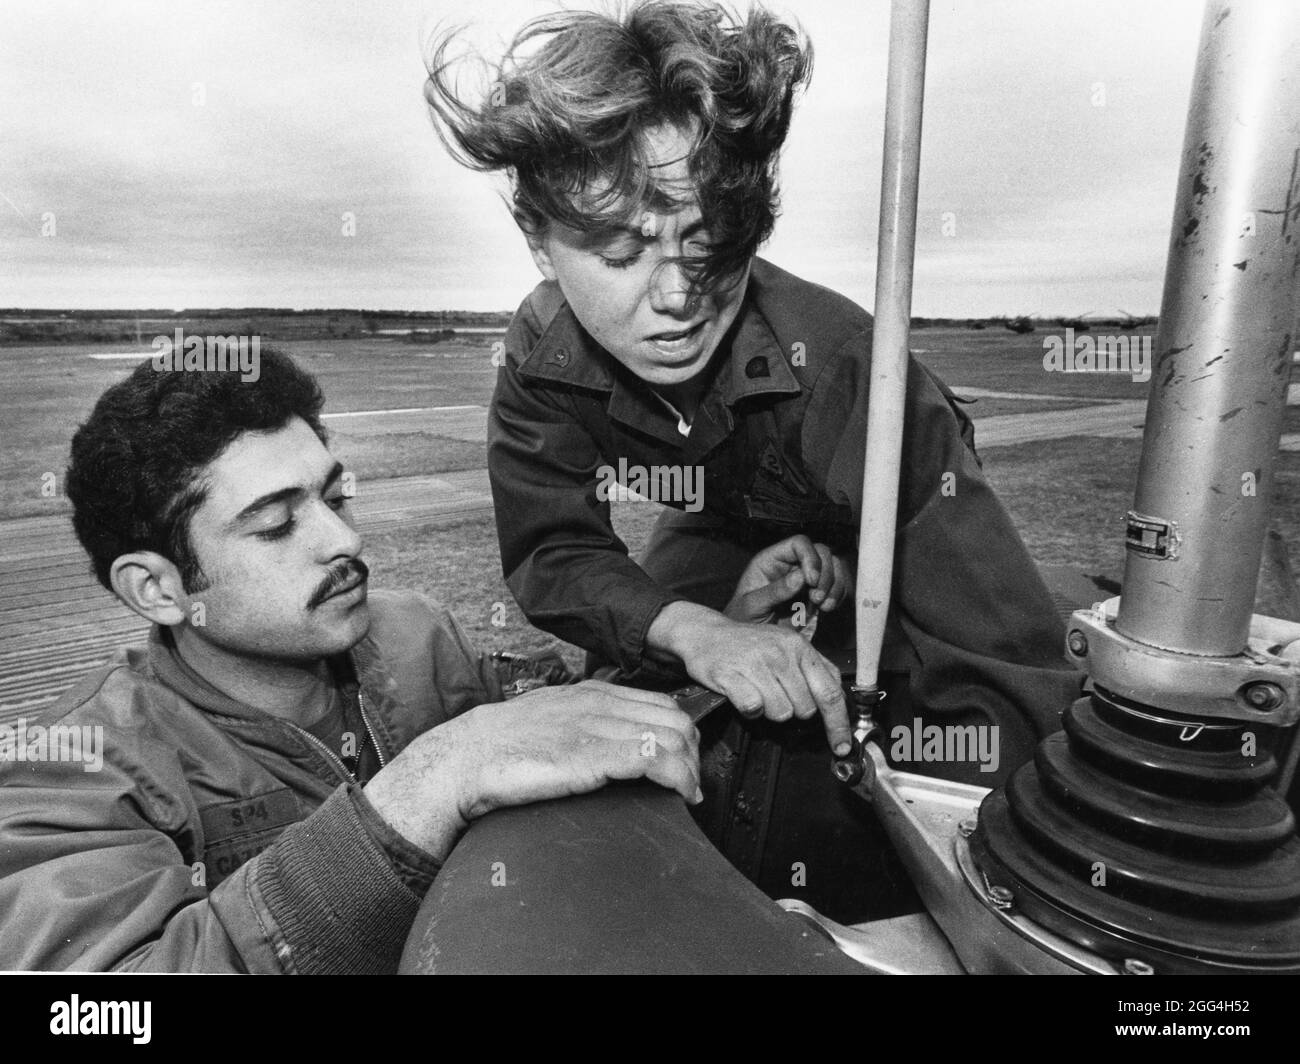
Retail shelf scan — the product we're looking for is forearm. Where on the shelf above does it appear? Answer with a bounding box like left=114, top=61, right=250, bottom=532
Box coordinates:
left=361, top=721, right=468, bottom=863
left=501, top=518, right=686, bottom=672
left=644, top=600, right=731, bottom=665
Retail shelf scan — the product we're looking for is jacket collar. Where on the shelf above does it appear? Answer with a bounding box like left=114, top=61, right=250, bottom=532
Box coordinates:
left=146, top=626, right=364, bottom=728
left=144, top=612, right=416, bottom=777
left=720, top=276, right=803, bottom=404
left=516, top=262, right=802, bottom=442
left=516, top=292, right=617, bottom=392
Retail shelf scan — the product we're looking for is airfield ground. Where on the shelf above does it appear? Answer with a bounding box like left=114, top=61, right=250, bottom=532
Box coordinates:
left=1, top=326, right=1297, bottom=718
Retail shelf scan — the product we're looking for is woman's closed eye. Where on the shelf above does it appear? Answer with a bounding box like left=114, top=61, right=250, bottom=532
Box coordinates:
left=599, top=250, right=643, bottom=269
left=600, top=238, right=710, bottom=270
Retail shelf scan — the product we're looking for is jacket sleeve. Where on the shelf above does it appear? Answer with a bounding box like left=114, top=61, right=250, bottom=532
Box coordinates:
left=805, top=337, right=1084, bottom=762
left=0, top=745, right=432, bottom=973
left=487, top=311, right=684, bottom=674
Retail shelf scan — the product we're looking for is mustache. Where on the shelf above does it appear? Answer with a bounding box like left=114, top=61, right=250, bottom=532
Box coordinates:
left=308, top=558, right=369, bottom=610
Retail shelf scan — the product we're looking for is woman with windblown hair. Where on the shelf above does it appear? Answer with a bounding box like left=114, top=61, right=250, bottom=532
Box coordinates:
left=424, top=1, right=1081, bottom=899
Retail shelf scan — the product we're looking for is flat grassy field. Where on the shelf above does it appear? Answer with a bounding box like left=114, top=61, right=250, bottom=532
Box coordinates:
left=363, top=502, right=665, bottom=672
left=3, top=325, right=1296, bottom=671
left=0, top=337, right=500, bottom=518
left=0, top=325, right=1151, bottom=519
left=912, top=325, right=1158, bottom=399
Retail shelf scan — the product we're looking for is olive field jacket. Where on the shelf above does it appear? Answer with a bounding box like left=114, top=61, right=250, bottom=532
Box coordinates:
left=0, top=590, right=501, bottom=973
left=488, top=257, right=1083, bottom=774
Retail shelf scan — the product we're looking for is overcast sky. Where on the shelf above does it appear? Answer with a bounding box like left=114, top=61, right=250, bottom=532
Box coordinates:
left=0, top=0, right=1204, bottom=315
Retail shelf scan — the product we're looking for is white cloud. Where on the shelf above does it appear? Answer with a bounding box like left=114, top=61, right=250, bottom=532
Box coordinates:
left=0, top=0, right=1206, bottom=311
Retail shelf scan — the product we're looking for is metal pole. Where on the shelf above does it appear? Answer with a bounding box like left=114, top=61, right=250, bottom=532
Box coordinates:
left=1115, top=0, right=1300, bottom=657
left=855, top=0, right=930, bottom=693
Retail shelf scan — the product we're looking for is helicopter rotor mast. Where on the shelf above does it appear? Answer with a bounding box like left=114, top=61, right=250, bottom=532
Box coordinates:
left=970, top=0, right=1300, bottom=974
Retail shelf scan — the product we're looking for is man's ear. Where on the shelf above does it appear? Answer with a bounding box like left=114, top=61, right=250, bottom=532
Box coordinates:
left=109, top=552, right=191, bottom=627
left=516, top=214, right=557, bottom=282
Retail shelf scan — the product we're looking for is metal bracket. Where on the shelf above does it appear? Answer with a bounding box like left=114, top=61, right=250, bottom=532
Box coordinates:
left=848, top=743, right=1109, bottom=973
left=776, top=900, right=966, bottom=975
left=1125, top=511, right=1181, bottom=561
left=1065, top=597, right=1300, bottom=726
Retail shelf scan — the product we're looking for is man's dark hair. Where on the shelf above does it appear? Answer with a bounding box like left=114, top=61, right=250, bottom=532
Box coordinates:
left=66, top=348, right=327, bottom=593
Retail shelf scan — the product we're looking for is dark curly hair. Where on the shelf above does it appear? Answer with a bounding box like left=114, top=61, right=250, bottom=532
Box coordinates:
left=424, top=0, right=812, bottom=297
left=66, top=349, right=327, bottom=594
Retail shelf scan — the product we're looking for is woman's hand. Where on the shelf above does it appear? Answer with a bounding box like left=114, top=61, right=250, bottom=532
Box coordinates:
left=723, top=535, right=853, bottom=625
left=646, top=601, right=853, bottom=756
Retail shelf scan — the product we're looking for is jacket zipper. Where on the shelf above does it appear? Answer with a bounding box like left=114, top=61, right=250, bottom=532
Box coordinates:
left=356, top=690, right=387, bottom=770
left=286, top=719, right=358, bottom=785
left=284, top=688, right=387, bottom=784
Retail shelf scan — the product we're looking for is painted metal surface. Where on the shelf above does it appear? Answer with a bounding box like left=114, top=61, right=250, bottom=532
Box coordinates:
left=1116, top=0, right=1300, bottom=656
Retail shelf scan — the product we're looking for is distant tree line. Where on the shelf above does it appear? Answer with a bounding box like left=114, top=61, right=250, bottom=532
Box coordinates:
left=0, top=309, right=514, bottom=345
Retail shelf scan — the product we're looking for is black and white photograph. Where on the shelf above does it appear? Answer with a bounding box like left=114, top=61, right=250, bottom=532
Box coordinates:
left=0, top=0, right=1297, bottom=1012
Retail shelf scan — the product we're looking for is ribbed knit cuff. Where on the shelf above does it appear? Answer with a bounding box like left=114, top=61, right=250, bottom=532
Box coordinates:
left=351, top=783, right=443, bottom=894
left=254, top=784, right=431, bottom=974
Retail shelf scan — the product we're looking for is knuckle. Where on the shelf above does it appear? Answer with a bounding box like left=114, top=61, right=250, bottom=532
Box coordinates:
left=658, top=729, right=686, bottom=753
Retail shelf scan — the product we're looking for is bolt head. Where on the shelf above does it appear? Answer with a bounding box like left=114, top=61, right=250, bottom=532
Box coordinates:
left=1066, top=631, right=1088, bottom=657
left=1241, top=682, right=1285, bottom=711
left=958, top=818, right=978, bottom=837
left=832, top=759, right=863, bottom=785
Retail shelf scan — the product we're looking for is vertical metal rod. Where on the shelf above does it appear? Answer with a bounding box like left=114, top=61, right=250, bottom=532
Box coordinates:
left=855, top=0, right=930, bottom=693
left=1115, top=0, right=1300, bottom=656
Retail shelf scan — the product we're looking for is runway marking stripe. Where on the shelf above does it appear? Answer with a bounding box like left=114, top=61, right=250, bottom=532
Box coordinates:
left=322, top=405, right=481, bottom=418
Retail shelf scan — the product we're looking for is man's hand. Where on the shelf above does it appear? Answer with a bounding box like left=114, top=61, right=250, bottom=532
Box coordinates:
left=646, top=601, right=853, bottom=756
left=724, top=535, right=853, bottom=625
left=363, top=681, right=700, bottom=860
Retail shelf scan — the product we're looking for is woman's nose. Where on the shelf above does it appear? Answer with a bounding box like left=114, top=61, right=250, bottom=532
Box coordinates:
left=648, top=259, right=697, bottom=316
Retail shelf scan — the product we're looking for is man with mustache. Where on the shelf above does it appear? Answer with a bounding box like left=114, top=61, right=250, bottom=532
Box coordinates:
left=0, top=348, right=749, bottom=973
